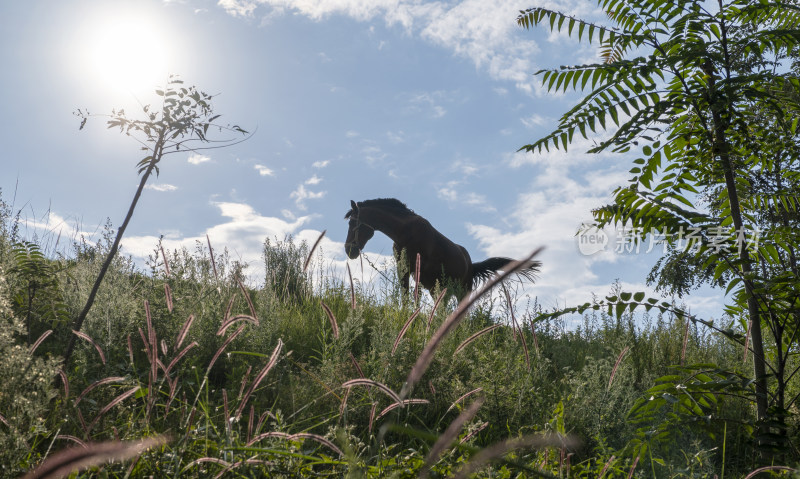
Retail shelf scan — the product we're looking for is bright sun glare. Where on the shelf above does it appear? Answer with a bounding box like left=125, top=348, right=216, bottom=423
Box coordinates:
left=81, top=7, right=172, bottom=96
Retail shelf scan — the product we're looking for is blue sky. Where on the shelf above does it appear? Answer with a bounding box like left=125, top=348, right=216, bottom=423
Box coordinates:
left=1, top=0, right=727, bottom=321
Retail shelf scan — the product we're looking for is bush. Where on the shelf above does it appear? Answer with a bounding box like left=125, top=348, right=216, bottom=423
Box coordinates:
left=0, top=266, right=60, bottom=476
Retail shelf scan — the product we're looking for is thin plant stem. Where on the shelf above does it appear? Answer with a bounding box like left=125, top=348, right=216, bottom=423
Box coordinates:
left=62, top=135, right=164, bottom=368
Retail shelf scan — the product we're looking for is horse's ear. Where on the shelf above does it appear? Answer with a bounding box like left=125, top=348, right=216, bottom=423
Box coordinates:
left=350, top=200, right=358, bottom=210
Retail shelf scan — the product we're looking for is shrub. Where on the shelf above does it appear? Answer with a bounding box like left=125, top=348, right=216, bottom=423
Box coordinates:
left=0, top=266, right=60, bottom=476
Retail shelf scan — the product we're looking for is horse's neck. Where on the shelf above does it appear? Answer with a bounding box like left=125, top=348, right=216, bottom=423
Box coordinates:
left=361, top=207, right=409, bottom=242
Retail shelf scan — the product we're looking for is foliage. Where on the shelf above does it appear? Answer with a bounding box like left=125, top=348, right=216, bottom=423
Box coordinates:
left=8, top=241, right=70, bottom=344
left=64, top=77, right=248, bottom=367
left=0, top=266, right=60, bottom=477
left=519, top=0, right=800, bottom=463
left=263, top=235, right=313, bottom=303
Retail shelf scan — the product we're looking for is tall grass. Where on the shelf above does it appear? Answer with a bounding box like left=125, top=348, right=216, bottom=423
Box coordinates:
left=0, top=203, right=779, bottom=477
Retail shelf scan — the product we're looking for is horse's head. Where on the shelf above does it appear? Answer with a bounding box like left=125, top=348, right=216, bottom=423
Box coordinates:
left=344, top=200, right=374, bottom=259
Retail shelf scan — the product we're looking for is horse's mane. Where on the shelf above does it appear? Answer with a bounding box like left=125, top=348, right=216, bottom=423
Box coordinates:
left=345, top=198, right=416, bottom=218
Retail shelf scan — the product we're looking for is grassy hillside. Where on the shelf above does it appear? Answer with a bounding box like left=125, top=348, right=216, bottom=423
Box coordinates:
left=0, top=200, right=782, bottom=478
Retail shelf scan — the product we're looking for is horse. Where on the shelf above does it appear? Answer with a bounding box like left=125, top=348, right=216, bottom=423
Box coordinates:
left=344, top=198, right=540, bottom=298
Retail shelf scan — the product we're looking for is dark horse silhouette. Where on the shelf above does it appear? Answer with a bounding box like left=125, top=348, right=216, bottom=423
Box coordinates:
left=344, top=198, right=540, bottom=298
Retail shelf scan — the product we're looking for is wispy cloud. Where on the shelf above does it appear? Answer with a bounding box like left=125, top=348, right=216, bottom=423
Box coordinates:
left=437, top=182, right=458, bottom=203
left=254, top=164, right=274, bottom=176
left=362, top=143, right=387, bottom=163
left=404, top=91, right=451, bottom=118
left=218, top=0, right=257, bottom=17
left=520, top=113, right=546, bottom=129
left=290, top=184, right=326, bottom=210
left=386, top=130, right=405, bottom=144
left=449, top=158, right=481, bottom=177
left=312, top=160, right=330, bottom=168
left=187, top=153, right=211, bottom=165
left=145, top=183, right=178, bottom=192
left=437, top=181, right=494, bottom=212
left=217, top=0, right=568, bottom=94
left=305, top=175, right=322, bottom=186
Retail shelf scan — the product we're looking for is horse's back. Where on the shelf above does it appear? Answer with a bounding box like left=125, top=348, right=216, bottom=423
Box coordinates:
left=397, top=215, right=472, bottom=290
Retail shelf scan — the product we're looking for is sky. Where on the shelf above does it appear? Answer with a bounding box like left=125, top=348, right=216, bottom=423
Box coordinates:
left=0, top=0, right=729, bottom=323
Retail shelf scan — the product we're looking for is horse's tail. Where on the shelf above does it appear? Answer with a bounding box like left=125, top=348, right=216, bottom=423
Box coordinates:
left=471, top=257, right=541, bottom=288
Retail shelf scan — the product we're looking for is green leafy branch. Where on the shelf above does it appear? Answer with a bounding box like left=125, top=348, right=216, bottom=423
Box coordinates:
left=9, top=241, right=70, bottom=344
left=63, top=76, right=249, bottom=368
left=623, top=365, right=757, bottom=462
left=533, top=292, right=745, bottom=345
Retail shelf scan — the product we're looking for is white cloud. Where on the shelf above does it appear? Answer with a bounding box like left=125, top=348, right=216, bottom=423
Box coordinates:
left=463, top=192, right=491, bottom=208
left=345, top=130, right=359, bottom=138
left=121, top=201, right=314, bottom=277
left=466, top=133, right=726, bottom=320
left=437, top=181, right=495, bottom=212
left=254, top=164, right=274, bottom=176
left=467, top=187, right=618, bottom=314
left=187, top=153, right=211, bottom=165
left=145, top=183, right=178, bottom=191
left=13, top=211, right=95, bottom=251
left=520, top=113, right=546, bottom=128
left=362, top=143, right=387, bottom=163
left=386, top=130, right=405, bottom=143
left=120, top=200, right=393, bottom=288
left=290, top=184, right=326, bottom=210
left=218, top=0, right=257, bottom=17
left=437, top=182, right=458, bottom=203
left=450, top=159, right=481, bottom=177
left=404, top=91, right=451, bottom=118
left=507, top=134, right=610, bottom=169
left=312, top=160, right=330, bottom=168
left=218, top=0, right=562, bottom=93
left=419, top=1, right=540, bottom=93
left=305, top=175, right=322, bottom=185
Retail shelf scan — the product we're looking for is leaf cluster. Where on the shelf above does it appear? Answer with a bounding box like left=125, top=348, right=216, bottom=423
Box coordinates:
left=8, top=241, right=70, bottom=340
left=76, top=75, right=249, bottom=176
left=520, top=0, right=800, bottom=461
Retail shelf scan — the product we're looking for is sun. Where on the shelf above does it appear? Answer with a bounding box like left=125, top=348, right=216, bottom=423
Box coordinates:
left=80, top=6, right=173, bottom=96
